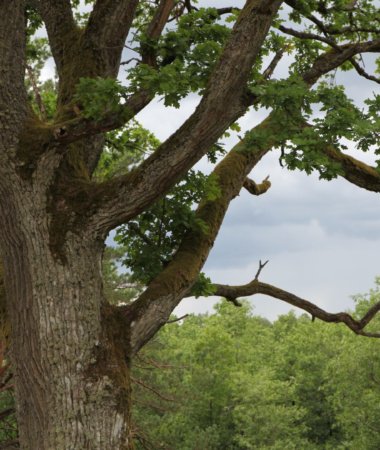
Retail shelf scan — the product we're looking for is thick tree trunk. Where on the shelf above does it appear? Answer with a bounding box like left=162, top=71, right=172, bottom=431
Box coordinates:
left=0, top=178, right=132, bottom=449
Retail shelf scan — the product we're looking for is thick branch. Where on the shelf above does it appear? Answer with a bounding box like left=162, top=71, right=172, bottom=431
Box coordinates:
left=85, top=0, right=139, bottom=75
left=84, top=0, right=283, bottom=234
left=243, top=176, right=271, bottom=196
left=0, top=0, right=27, bottom=164
left=90, top=35, right=379, bottom=232
left=303, top=38, right=380, bottom=86
left=298, top=120, right=380, bottom=193
left=33, top=0, right=77, bottom=75
left=322, top=145, right=380, bottom=192
left=142, top=0, right=176, bottom=66
left=212, top=278, right=380, bottom=338
left=126, top=113, right=288, bottom=354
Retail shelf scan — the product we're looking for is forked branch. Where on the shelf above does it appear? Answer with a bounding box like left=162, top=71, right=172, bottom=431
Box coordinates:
left=213, top=262, right=380, bottom=338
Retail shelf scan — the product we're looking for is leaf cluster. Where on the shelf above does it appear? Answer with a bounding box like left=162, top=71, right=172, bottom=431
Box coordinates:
left=115, top=170, right=220, bottom=286
left=128, top=8, right=231, bottom=107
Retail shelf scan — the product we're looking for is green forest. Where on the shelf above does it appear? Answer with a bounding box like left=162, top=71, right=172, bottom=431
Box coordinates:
left=131, top=281, right=380, bottom=450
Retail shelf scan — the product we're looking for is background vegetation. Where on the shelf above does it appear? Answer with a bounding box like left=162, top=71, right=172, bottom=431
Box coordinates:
left=131, top=279, right=380, bottom=449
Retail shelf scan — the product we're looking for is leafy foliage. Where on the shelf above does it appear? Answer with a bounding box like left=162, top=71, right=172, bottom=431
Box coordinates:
left=115, top=170, right=220, bottom=286
left=132, top=282, right=380, bottom=449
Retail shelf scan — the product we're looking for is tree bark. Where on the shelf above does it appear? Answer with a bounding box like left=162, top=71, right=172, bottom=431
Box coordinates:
left=0, top=176, right=133, bottom=449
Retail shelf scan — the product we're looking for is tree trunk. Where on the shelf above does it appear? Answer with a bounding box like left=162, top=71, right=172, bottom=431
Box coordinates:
left=0, top=177, right=133, bottom=450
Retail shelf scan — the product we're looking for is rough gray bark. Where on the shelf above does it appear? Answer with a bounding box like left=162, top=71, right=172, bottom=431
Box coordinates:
left=0, top=153, right=133, bottom=448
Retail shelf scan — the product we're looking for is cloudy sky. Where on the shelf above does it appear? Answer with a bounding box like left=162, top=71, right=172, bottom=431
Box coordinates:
left=137, top=87, right=380, bottom=321
left=41, top=1, right=380, bottom=321
left=132, top=1, right=380, bottom=320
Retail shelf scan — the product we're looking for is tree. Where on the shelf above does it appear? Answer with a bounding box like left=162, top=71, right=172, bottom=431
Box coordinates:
left=0, top=0, right=379, bottom=448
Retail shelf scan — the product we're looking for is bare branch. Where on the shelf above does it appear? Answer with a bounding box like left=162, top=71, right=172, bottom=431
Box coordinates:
left=131, top=376, right=176, bottom=400
left=278, top=25, right=340, bottom=50
left=141, top=0, right=176, bottom=66
left=254, top=259, right=269, bottom=280
left=216, top=7, right=238, bottom=15
left=146, top=0, right=176, bottom=41
left=349, top=58, right=380, bottom=84
left=166, top=314, right=188, bottom=324
left=212, top=278, right=380, bottom=338
left=262, top=49, right=285, bottom=79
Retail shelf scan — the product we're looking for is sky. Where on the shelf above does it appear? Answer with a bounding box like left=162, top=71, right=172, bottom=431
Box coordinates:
left=136, top=84, right=380, bottom=321
left=40, top=1, right=380, bottom=321
left=131, top=1, right=380, bottom=320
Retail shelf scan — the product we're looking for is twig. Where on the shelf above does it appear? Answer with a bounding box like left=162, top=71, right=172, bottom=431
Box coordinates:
left=167, top=314, right=188, bottom=324
left=254, top=260, right=269, bottom=280
left=26, top=64, right=47, bottom=120
left=349, top=58, right=380, bottom=84
left=278, top=25, right=340, bottom=51
left=131, top=376, right=176, bottom=402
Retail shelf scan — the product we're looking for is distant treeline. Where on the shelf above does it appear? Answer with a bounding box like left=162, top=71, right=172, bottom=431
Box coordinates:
left=132, top=278, right=380, bottom=450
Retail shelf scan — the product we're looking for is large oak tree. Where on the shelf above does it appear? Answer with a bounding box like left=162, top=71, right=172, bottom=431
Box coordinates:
left=0, top=0, right=379, bottom=448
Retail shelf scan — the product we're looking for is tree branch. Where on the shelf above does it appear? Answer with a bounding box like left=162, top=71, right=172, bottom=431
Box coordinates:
left=33, top=0, right=77, bottom=75
left=124, top=102, right=380, bottom=353
left=26, top=64, right=47, bottom=120
left=302, top=38, right=380, bottom=86
left=212, top=277, right=380, bottom=338
left=166, top=314, right=188, bottom=324
left=297, top=121, right=380, bottom=193
left=81, top=0, right=283, bottom=235
left=84, top=0, right=139, bottom=75
left=243, top=176, right=271, bottom=196
left=349, top=58, right=380, bottom=84
left=89, top=36, right=379, bottom=232
left=278, top=24, right=340, bottom=50
left=141, top=0, right=176, bottom=66
left=126, top=112, right=288, bottom=354
left=47, top=33, right=379, bottom=144
left=262, top=48, right=285, bottom=79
